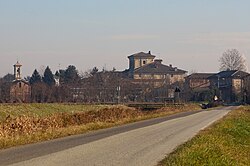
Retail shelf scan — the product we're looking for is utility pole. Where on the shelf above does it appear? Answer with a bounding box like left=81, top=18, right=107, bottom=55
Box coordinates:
left=217, top=75, right=221, bottom=100
left=117, top=86, right=121, bottom=104
left=217, top=75, right=220, bottom=89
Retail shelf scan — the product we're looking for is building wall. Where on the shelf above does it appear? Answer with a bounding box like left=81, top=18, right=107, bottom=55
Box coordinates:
left=134, top=73, right=183, bottom=80
left=232, top=79, right=242, bottom=94
left=170, top=74, right=185, bottom=84
left=134, top=58, right=154, bottom=69
left=10, top=81, right=31, bottom=102
left=128, top=57, right=154, bottom=78
left=188, top=78, right=211, bottom=88
left=134, top=74, right=166, bottom=79
left=133, top=73, right=185, bottom=86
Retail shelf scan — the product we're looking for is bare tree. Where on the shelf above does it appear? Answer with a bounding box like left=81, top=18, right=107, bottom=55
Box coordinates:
left=219, top=49, right=247, bottom=71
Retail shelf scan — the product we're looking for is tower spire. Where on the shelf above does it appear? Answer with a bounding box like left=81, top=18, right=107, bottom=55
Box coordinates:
left=14, top=61, right=22, bottom=80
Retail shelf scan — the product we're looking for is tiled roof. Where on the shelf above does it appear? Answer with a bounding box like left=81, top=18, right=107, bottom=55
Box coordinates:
left=128, top=52, right=156, bottom=59
left=209, top=70, right=249, bottom=79
left=232, top=70, right=249, bottom=78
left=186, top=73, right=215, bottom=79
left=134, top=61, right=187, bottom=74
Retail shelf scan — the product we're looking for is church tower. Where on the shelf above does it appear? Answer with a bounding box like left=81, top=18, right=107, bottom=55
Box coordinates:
left=14, top=61, right=22, bottom=80
left=10, top=61, right=31, bottom=102
left=127, top=51, right=156, bottom=78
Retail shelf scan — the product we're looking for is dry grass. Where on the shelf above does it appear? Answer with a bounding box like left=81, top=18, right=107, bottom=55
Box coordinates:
left=0, top=103, right=200, bottom=149
left=0, top=103, right=109, bottom=121
left=159, top=106, right=250, bottom=166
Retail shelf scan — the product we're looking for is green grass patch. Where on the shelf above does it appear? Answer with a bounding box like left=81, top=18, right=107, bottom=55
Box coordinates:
left=159, top=106, right=250, bottom=166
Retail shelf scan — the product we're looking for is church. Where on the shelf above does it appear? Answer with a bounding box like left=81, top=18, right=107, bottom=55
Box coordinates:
left=10, top=62, right=31, bottom=102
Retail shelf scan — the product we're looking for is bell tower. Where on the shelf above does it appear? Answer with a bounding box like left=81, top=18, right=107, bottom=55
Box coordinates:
left=14, top=61, right=22, bottom=80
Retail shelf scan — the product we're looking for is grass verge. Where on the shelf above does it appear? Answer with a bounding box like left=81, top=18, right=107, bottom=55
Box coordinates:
left=159, top=106, right=250, bottom=166
left=0, top=103, right=200, bottom=149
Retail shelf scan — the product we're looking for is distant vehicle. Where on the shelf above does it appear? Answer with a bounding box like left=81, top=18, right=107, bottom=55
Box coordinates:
left=200, top=97, right=223, bottom=109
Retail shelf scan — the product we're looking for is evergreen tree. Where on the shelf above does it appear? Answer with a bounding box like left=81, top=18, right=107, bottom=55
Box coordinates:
left=29, top=69, right=42, bottom=85
left=43, top=66, right=55, bottom=86
left=56, top=69, right=66, bottom=83
left=64, top=65, right=79, bottom=84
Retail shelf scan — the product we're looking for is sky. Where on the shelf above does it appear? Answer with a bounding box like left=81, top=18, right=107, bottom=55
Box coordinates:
left=0, top=0, right=250, bottom=77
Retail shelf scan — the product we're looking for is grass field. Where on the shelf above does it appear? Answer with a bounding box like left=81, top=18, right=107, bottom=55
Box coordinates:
left=159, top=106, right=250, bottom=166
left=0, top=103, right=200, bottom=149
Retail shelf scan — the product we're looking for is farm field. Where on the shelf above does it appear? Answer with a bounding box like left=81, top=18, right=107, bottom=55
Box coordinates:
left=0, top=103, right=109, bottom=121
left=0, top=103, right=200, bottom=149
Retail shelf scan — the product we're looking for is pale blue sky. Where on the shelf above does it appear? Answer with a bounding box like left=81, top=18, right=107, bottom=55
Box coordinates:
left=0, top=0, right=250, bottom=77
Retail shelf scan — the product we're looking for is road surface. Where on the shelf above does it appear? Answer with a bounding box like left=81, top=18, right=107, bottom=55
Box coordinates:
left=0, top=106, right=236, bottom=166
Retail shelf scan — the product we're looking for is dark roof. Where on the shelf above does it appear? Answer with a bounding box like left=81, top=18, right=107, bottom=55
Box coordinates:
left=186, top=73, right=215, bottom=79
left=128, top=52, right=156, bottom=59
left=209, top=70, right=249, bottom=79
left=134, top=62, right=187, bottom=74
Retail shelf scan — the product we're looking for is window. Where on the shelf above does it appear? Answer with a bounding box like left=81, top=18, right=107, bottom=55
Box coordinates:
left=143, top=60, right=146, bottom=65
left=19, top=82, right=22, bottom=88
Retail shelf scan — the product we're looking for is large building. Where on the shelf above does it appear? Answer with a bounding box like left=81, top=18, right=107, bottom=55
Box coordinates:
left=10, top=62, right=31, bottom=102
left=126, top=51, right=187, bottom=87
left=122, top=51, right=187, bottom=102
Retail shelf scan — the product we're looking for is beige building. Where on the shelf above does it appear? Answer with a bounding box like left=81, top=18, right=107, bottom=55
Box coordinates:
left=124, top=51, right=187, bottom=101
left=10, top=62, right=31, bottom=102
left=127, top=51, right=187, bottom=87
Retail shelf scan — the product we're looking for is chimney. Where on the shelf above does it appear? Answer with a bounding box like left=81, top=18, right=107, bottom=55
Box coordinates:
left=148, top=51, right=151, bottom=55
left=154, top=59, right=162, bottom=64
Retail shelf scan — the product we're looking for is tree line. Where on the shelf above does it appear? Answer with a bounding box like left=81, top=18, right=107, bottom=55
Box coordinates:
left=0, top=64, right=183, bottom=103
left=0, top=65, right=150, bottom=103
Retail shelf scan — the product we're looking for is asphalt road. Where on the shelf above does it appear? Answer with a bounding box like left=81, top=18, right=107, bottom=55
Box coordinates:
left=0, top=106, right=236, bottom=166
